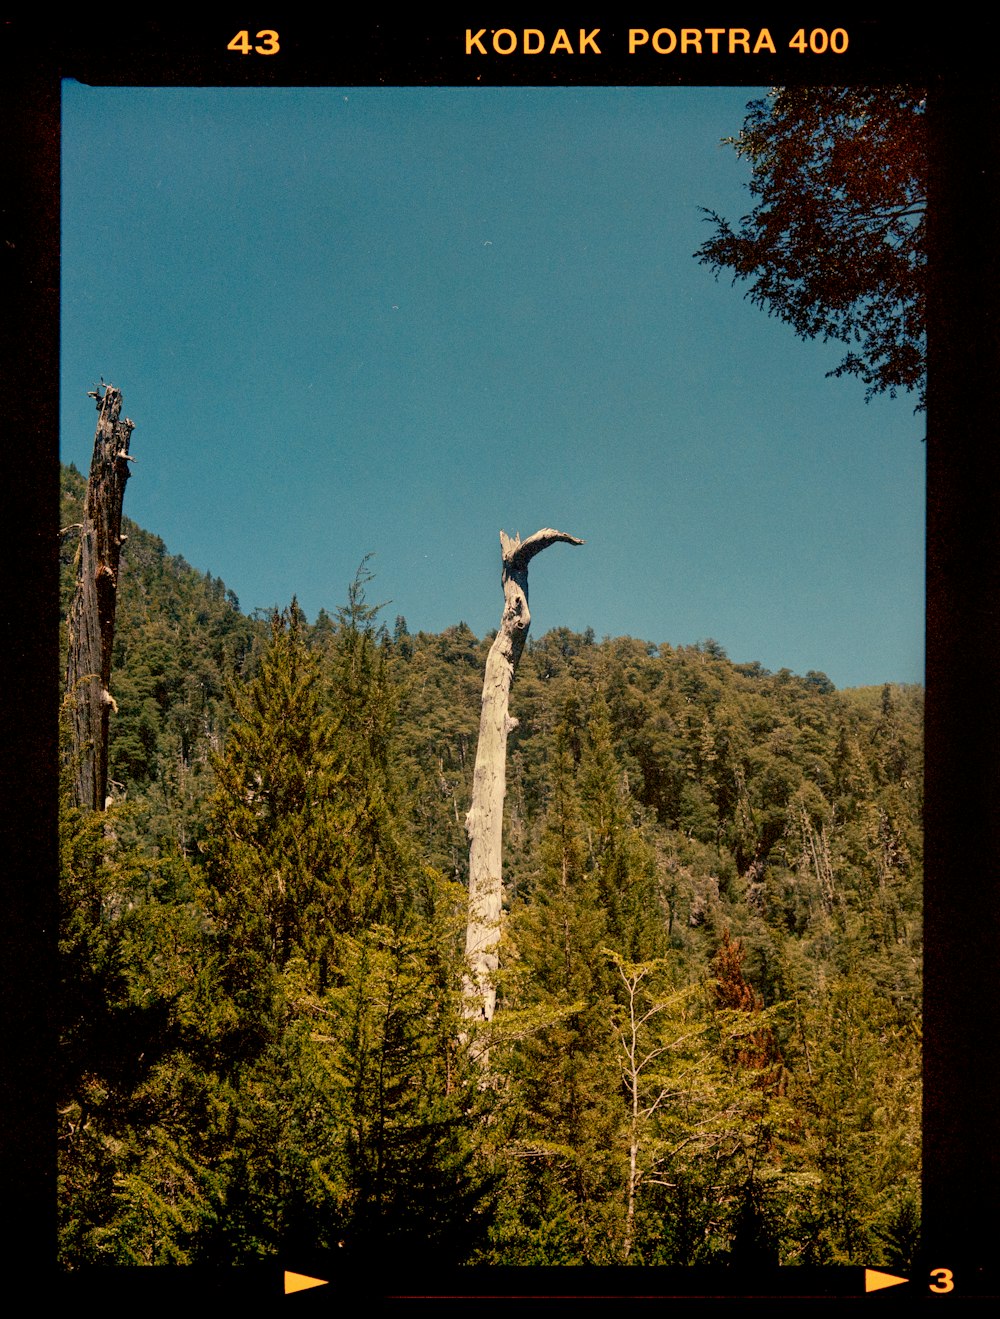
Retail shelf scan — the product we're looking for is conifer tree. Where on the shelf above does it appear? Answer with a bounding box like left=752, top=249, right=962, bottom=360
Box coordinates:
left=205, top=600, right=346, bottom=1011
left=326, top=559, right=412, bottom=928
left=311, top=914, right=490, bottom=1268
left=58, top=758, right=220, bottom=1264
left=578, top=696, right=662, bottom=960
left=782, top=972, right=921, bottom=1265
left=194, top=581, right=491, bottom=1263
left=495, top=722, right=621, bottom=1262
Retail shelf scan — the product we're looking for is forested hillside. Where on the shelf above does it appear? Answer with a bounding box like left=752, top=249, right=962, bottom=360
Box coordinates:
left=59, top=464, right=922, bottom=1270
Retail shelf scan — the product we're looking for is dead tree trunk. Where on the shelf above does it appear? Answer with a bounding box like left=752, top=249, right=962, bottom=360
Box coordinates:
left=463, top=528, right=583, bottom=1025
left=64, top=384, right=135, bottom=812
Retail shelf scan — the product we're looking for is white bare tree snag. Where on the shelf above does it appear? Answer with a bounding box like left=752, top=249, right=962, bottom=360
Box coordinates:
left=65, top=383, right=135, bottom=812
left=463, top=528, right=583, bottom=1026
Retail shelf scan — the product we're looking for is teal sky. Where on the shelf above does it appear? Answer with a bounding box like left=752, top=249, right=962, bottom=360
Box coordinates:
left=60, top=83, right=925, bottom=690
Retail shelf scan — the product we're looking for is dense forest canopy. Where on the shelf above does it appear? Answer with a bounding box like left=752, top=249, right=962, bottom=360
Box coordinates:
left=59, top=463, right=922, bottom=1270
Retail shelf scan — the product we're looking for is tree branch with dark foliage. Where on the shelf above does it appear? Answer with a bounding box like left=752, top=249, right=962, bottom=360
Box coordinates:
left=695, top=87, right=926, bottom=410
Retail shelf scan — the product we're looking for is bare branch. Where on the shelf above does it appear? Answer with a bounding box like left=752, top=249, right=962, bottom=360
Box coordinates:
left=502, top=527, right=585, bottom=572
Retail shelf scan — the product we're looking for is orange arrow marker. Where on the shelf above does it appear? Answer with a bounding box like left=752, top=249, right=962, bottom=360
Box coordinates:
left=284, top=1271, right=329, bottom=1294
left=865, top=1268, right=908, bottom=1292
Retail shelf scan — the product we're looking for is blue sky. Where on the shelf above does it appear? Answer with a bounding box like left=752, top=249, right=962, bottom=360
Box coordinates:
left=60, top=83, right=925, bottom=690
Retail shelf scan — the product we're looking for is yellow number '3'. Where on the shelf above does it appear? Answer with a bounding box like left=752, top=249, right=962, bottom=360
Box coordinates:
left=929, top=1267, right=954, bottom=1294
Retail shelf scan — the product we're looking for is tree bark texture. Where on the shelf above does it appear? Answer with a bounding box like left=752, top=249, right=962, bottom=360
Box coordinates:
left=463, top=528, right=583, bottom=1024
left=65, top=384, right=135, bottom=812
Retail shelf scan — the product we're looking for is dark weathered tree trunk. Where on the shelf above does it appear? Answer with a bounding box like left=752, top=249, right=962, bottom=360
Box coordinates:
left=463, top=528, right=583, bottom=1026
left=64, top=384, right=135, bottom=812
